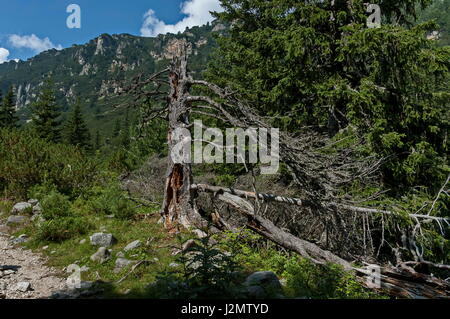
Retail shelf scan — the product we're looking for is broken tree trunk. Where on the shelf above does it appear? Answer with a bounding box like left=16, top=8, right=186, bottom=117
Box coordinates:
left=191, top=183, right=450, bottom=223
left=160, top=45, right=204, bottom=235
left=217, top=191, right=353, bottom=270
left=211, top=190, right=450, bottom=298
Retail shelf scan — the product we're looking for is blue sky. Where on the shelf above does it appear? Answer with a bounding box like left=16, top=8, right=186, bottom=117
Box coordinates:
left=0, top=0, right=222, bottom=63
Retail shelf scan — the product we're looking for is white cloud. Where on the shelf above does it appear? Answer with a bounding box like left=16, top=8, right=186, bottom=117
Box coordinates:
left=140, top=0, right=223, bottom=37
left=0, top=48, right=10, bottom=64
left=8, top=34, right=62, bottom=53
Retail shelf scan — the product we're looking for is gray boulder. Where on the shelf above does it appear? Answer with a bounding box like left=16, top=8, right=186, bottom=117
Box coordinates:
left=6, top=215, right=27, bottom=226
left=11, top=234, right=28, bottom=244
left=123, top=240, right=141, bottom=252
left=28, top=199, right=39, bottom=206
left=89, top=233, right=116, bottom=247
left=114, top=258, right=136, bottom=273
left=11, top=202, right=32, bottom=215
left=15, top=282, right=31, bottom=292
left=90, top=247, right=111, bottom=263
left=244, top=271, right=283, bottom=298
left=32, top=203, right=42, bottom=215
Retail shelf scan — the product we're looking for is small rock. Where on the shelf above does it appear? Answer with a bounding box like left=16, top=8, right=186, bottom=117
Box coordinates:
left=114, top=258, right=136, bottom=273
left=116, top=251, right=125, bottom=258
left=28, top=199, right=39, bottom=206
left=32, top=203, right=42, bottom=215
left=11, top=202, right=32, bottom=215
left=3, top=269, right=16, bottom=276
left=153, top=258, right=159, bottom=262
left=15, top=282, right=31, bottom=292
left=6, top=215, right=28, bottom=226
left=79, top=239, right=86, bottom=245
left=89, top=233, right=116, bottom=247
left=169, top=262, right=180, bottom=268
left=124, top=240, right=141, bottom=252
left=245, top=271, right=283, bottom=298
left=42, top=245, right=49, bottom=250
left=182, top=239, right=197, bottom=252
left=11, top=234, right=28, bottom=244
left=30, top=214, right=44, bottom=223
left=90, top=247, right=111, bottom=263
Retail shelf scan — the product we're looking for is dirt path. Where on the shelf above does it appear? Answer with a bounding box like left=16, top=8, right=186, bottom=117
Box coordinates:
left=0, top=232, right=67, bottom=299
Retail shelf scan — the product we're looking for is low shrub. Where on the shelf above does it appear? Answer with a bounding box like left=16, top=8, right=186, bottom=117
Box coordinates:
left=0, top=129, right=98, bottom=200
left=87, top=184, right=136, bottom=220
left=36, top=217, right=89, bottom=242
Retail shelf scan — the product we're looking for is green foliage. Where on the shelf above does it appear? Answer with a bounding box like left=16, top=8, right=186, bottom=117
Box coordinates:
left=147, top=235, right=245, bottom=299
left=33, top=189, right=91, bottom=242
left=219, top=229, right=289, bottom=274
left=0, top=129, right=98, bottom=199
left=64, top=101, right=92, bottom=151
left=418, top=0, right=450, bottom=45
left=87, top=184, right=136, bottom=220
left=208, top=0, right=450, bottom=191
left=0, top=86, right=19, bottom=129
left=30, top=78, right=62, bottom=143
left=94, top=130, right=102, bottom=150
left=282, top=258, right=377, bottom=299
left=36, top=217, right=89, bottom=242
left=40, top=190, right=72, bottom=220
left=219, top=230, right=382, bottom=299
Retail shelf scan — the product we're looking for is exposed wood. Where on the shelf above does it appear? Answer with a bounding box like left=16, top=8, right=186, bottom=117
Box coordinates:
left=160, top=45, right=205, bottom=235
left=355, top=267, right=450, bottom=299
left=192, top=183, right=450, bottom=223
left=216, top=191, right=353, bottom=270
left=214, top=191, right=450, bottom=299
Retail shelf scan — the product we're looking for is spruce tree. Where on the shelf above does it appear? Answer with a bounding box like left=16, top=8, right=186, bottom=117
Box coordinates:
left=207, top=0, right=450, bottom=189
left=0, top=86, right=19, bottom=129
left=113, top=119, right=121, bottom=137
left=94, top=130, right=102, bottom=150
left=120, top=109, right=131, bottom=148
left=64, top=101, right=91, bottom=150
left=31, top=78, right=62, bottom=143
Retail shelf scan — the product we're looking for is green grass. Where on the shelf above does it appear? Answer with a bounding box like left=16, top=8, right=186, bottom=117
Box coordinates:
left=18, top=212, right=182, bottom=297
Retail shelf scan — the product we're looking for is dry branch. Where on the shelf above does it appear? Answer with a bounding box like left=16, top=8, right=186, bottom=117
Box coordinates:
left=192, top=183, right=450, bottom=223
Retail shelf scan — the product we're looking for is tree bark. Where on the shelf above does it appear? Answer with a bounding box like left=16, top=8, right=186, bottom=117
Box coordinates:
left=160, top=45, right=204, bottom=235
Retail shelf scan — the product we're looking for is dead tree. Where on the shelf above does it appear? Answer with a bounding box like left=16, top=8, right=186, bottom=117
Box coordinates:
left=122, top=43, right=450, bottom=298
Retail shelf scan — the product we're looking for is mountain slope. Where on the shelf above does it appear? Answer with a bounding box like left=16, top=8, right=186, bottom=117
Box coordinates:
left=0, top=22, right=224, bottom=134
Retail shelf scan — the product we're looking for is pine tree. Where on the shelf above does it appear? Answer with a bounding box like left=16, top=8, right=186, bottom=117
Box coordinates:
left=207, top=0, right=450, bottom=189
left=64, top=101, right=91, bottom=150
left=94, top=130, right=102, bottom=150
left=113, top=119, right=121, bottom=137
left=0, top=86, right=19, bottom=129
left=31, top=78, right=62, bottom=143
left=120, top=109, right=131, bottom=148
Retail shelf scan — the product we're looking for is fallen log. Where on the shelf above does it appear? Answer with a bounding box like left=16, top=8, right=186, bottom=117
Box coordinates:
left=191, top=183, right=450, bottom=223
left=217, top=191, right=353, bottom=270
left=202, top=188, right=450, bottom=299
